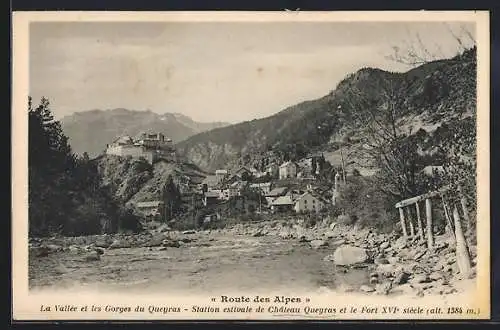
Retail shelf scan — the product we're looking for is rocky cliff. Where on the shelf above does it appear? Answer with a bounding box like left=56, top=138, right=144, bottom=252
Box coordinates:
left=94, top=155, right=207, bottom=207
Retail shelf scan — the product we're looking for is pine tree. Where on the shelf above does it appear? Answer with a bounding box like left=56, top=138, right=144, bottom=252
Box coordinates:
left=162, top=175, right=182, bottom=221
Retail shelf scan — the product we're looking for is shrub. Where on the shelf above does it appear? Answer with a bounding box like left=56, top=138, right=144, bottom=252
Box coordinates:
left=336, top=176, right=398, bottom=231
left=337, top=214, right=355, bottom=225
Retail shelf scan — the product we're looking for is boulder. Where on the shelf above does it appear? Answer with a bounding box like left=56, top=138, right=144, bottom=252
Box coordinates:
left=393, top=270, right=410, bottom=285
left=336, top=284, right=355, bottom=293
left=30, top=246, right=50, bottom=258
left=446, top=255, right=456, bottom=265
left=84, top=251, right=101, bottom=262
left=324, top=231, right=336, bottom=239
left=377, top=264, right=398, bottom=277
left=332, top=239, right=346, bottom=246
left=429, top=271, right=445, bottom=281
left=95, top=237, right=112, bottom=248
left=162, top=239, right=180, bottom=248
left=332, top=245, right=369, bottom=266
left=68, top=245, right=81, bottom=253
left=94, top=247, right=105, bottom=255
left=323, top=254, right=335, bottom=262
left=298, top=235, right=311, bottom=243
left=412, top=250, right=427, bottom=261
left=108, top=239, right=133, bottom=249
left=360, top=285, right=375, bottom=293
left=433, top=258, right=447, bottom=272
left=374, top=257, right=389, bottom=265
left=387, top=256, right=400, bottom=264
left=142, top=235, right=165, bottom=248
left=402, top=261, right=420, bottom=274
left=393, top=237, right=407, bottom=250
left=375, top=281, right=393, bottom=295
left=379, top=241, right=390, bottom=250
left=30, top=244, right=63, bottom=257
left=391, top=283, right=415, bottom=295
left=410, top=273, right=430, bottom=284
left=310, top=240, right=329, bottom=249
left=252, top=230, right=265, bottom=237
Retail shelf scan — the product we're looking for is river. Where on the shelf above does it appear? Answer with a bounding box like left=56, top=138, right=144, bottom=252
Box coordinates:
left=29, top=230, right=371, bottom=295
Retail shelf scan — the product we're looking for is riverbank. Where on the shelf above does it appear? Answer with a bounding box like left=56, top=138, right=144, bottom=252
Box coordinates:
left=29, top=219, right=477, bottom=298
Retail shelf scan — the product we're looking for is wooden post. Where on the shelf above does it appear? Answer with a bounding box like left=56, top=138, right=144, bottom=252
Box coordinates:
left=398, top=207, right=408, bottom=238
left=458, top=184, right=472, bottom=234
left=425, top=198, right=434, bottom=250
left=453, top=205, right=472, bottom=278
left=406, top=207, right=415, bottom=237
left=441, top=197, right=456, bottom=243
left=415, top=201, right=424, bottom=241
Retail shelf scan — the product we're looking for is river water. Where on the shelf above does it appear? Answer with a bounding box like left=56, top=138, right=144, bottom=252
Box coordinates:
left=29, top=231, right=371, bottom=295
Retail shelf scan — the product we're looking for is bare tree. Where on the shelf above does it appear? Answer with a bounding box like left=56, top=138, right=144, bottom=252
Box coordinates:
left=336, top=78, right=428, bottom=200
left=385, top=23, right=475, bottom=66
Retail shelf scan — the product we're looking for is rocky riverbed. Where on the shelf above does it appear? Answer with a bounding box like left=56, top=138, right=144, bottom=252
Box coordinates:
left=29, top=220, right=477, bottom=298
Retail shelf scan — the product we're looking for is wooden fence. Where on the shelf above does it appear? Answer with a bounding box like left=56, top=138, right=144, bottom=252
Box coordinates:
left=395, top=186, right=473, bottom=278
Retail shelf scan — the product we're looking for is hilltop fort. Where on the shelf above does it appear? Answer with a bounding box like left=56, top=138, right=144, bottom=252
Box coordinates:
left=105, top=132, right=176, bottom=164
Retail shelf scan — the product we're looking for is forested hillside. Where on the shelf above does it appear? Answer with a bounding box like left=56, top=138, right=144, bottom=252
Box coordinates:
left=28, top=98, right=142, bottom=237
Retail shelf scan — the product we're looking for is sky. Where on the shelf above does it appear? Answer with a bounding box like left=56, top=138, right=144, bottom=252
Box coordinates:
left=29, top=21, right=475, bottom=123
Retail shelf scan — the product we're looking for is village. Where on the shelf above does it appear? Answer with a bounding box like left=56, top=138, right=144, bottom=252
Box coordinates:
left=104, top=132, right=345, bottom=227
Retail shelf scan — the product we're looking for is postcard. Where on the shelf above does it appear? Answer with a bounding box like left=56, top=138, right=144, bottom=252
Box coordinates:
left=12, top=10, right=490, bottom=320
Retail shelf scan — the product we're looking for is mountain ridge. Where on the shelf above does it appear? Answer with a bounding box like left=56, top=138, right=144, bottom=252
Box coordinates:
left=175, top=48, right=476, bottom=173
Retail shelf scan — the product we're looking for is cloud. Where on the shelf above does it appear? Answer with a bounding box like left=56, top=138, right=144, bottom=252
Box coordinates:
left=29, top=21, right=477, bottom=122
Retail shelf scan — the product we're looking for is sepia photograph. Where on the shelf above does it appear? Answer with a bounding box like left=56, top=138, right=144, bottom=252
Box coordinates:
left=12, top=11, right=490, bottom=320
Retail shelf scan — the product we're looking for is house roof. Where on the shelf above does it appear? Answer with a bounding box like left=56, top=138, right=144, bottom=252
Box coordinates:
left=280, top=161, right=295, bottom=168
left=295, top=191, right=330, bottom=204
left=202, top=175, right=219, bottom=186
left=266, top=187, right=288, bottom=197
left=306, top=152, right=324, bottom=159
left=250, top=182, right=271, bottom=188
left=271, top=195, right=294, bottom=206
left=230, top=180, right=247, bottom=188
left=136, top=201, right=163, bottom=208
left=287, top=189, right=305, bottom=196
left=215, top=169, right=228, bottom=174
left=204, top=191, right=220, bottom=198
left=235, top=166, right=251, bottom=173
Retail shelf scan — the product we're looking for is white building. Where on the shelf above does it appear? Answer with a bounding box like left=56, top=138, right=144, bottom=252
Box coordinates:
left=293, top=191, right=326, bottom=213
left=279, top=161, right=298, bottom=179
